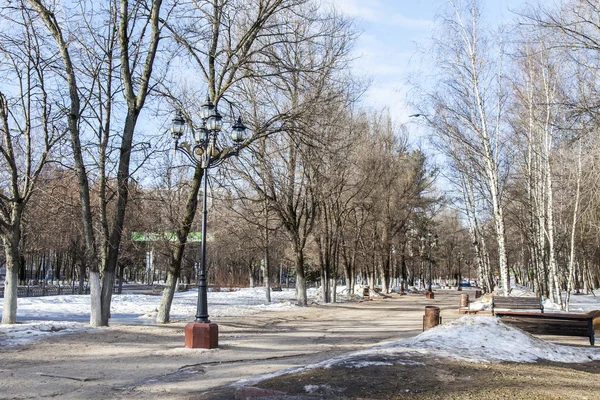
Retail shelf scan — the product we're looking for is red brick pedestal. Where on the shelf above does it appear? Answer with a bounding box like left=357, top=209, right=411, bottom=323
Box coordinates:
left=425, top=291, right=434, bottom=299
left=185, top=322, right=218, bottom=349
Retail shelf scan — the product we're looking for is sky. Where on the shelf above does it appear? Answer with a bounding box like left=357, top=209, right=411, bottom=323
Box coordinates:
left=329, top=0, right=531, bottom=130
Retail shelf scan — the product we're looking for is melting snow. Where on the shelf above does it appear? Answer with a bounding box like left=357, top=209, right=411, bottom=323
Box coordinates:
left=0, top=285, right=348, bottom=347
left=234, top=314, right=600, bottom=387
left=2, top=285, right=600, bottom=369
left=0, top=321, right=93, bottom=348
left=386, top=316, right=600, bottom=363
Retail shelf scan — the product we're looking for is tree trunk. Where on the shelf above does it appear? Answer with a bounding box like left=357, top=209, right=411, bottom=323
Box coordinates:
left=78, top=263, right=86, bottom=294
left=263, top=208, right=271, bottom=302
left=89, top=271, right=102, bottom=326
left=100, top=269, right=116, bottom=324
left=546, top=154, right=561, bottom=308
left=91, top=0, right=164, bottom=327
left=157, top=270, right=178, bottom=323
left=249, top=266, right=255, bottom=288
left=158, top=164, right=202, bottom=323
left=566, top=139, right=582, bottom=312
left=489, top=177, right=509, bottom=295
left=379, top=251, right=391, bottom=294
left=294, top=250, right=307, bottom=306
left=344, top=261, right=353, bottom=294
left=263, top=258, right=271, bottom=303
left=2, top=236, right=20, bottom=324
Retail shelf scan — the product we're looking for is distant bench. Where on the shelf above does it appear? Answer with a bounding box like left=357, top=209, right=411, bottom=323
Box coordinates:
left=492, top=296, right=543, bottom=314
left=495, top=310, right=600, bottom=346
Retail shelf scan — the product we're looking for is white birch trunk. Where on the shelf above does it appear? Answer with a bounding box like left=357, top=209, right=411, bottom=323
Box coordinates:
left=1, top=237, right=19, bottom=324
left=89, top=271, right=102, bottom=327
left=263, top=259, right=271, bottom=303
left=461, top=0, right=509, bottom=296
left=541, top=60, right=561, bottom=308
left=565, top=139, right=582, bottom=312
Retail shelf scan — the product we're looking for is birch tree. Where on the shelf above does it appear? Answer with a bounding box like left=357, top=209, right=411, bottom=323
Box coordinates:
left=510, top=41, right=564, bottom=304
left=565, top=138, right=583, bottom=310
left=415, top=0, right=511, bottom=294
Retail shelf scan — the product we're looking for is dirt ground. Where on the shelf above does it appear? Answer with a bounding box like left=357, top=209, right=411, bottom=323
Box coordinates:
left=251, top=356, right=600, bottom=399
left=1, top=290, right=599, bottom=400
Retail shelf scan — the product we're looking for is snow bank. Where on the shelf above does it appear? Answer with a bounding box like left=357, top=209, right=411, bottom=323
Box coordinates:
left=0, top=321, right=92, bottom=348
left=395, top=316, right=600, bottom=363
left=493, top=283, right=536, bottom=297
left=315, top=316, right=600, bottom=366
left=234, top=315, right=600, bottom=388
left=543, top=291, right=600, bottom=313
left=2, top=287, right=301, bottom=323
left=2, top=286, right=367, bottom=347
left=0, top=287, right=301, bottom=347
left=508, top=284, right=536, bottom=297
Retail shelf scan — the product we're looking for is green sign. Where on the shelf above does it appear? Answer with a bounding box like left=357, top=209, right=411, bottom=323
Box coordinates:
left=131, top=232, right=208, bottom=242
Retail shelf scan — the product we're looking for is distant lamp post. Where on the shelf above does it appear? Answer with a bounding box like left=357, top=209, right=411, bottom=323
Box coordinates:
left=421, top=232, right=438, bottom=298
left=465, top=258, right=472, bottom=287
left=457, top=251, right=463, bottom=291
left=170, top=97, right=247, bottom=349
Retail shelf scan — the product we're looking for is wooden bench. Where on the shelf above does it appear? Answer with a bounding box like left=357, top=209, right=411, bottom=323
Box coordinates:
left=495, top=310, right=600, bottom=346
left=492, top=296, right=543, bottom=315
left=271, top=287, right=282, bottom=292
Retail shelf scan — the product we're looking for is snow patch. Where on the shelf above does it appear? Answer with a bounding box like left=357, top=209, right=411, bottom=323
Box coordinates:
left=341, top=361, right=393, bottom=368
left=0, top=321, right=92, bottom=348
left=304, top=384, right=343, bottom=394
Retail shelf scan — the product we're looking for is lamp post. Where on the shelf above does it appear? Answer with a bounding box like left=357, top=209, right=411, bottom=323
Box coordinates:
left=421, top=232, right=438, bottom=297
left=170, top=97, right=247, bottom=349
left=466, top=259, right=472, bottom=287
left=419, top=238, right=425, bottom=290
left=457, top=251, right=463, bottom=290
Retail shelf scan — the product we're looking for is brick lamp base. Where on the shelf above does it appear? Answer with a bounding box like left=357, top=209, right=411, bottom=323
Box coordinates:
left=184, top=322, right=218, bottom=349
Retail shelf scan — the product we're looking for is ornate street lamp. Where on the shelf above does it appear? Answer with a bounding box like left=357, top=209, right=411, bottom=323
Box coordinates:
left=421, top=232, right=438, bottom=297
left=170, top=97, right=247, bottom=349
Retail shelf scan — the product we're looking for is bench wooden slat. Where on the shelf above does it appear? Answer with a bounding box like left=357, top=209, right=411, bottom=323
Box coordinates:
left=493, top=299, right=541, bottom=306
left=492, top=296, right=543, bottom=314
left=496, top=311, right=588, bottom=320
left=496, top=310, right=597, bottom=346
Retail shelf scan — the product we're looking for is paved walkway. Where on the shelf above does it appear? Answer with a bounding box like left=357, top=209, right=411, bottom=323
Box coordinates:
left=0, top=290, right=468, bottom=399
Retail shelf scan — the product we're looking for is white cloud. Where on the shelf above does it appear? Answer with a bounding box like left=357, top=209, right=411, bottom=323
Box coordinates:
left=329, top=0, right=382, bottom=21
left=388, top=13, right=434, bottom=29
left=328, top=0, right=433, bottom=29
left=365, top=82, right=410, bottom=122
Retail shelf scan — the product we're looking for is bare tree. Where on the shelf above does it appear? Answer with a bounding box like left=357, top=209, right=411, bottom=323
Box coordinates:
left=155, top=0, right=317, bottom=322
left=0, top=3, right=64, bottom=323
left=26, top=0, right=166, bottom=326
